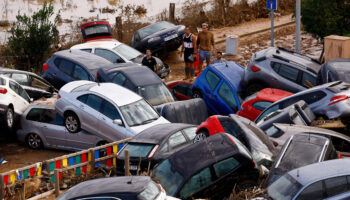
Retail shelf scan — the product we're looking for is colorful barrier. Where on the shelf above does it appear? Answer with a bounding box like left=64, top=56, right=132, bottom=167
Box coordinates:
left=0, top=138, right=130, bottom=200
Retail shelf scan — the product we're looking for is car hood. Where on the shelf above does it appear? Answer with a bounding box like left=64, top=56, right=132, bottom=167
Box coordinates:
left=130, top=116, right=170, bottom=134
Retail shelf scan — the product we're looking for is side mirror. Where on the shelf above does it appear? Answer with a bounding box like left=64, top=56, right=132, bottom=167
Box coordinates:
left=116, top=58, right=125, bottom=63
left=113, top=119, right=123, bottom=126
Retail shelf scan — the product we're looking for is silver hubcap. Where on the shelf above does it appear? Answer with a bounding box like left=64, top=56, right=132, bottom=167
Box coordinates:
left=66, top=116, right=78, bottom=132
left=194, top=133, right=207, bottom=143
left=7, top=109, right=13, bottom=128
left=28, top=134, right=41, bottom=149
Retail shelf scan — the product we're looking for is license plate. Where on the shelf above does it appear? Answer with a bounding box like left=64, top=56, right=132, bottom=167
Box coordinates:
left=164, top=34, right=178, bottom=41
left=129, top=165, right=138, bottom=171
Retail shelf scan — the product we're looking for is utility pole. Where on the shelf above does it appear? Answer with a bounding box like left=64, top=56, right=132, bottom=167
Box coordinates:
left=296, top=0, right=301, bottom=53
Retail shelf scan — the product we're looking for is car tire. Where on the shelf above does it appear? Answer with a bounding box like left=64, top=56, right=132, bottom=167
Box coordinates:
left=6, top=106, right=15, bottom=130
left=64, top=112, right=81, bottom=133
left=193, top=130, right=209, bottom=143
left=26, top=133, right=43, bottom=150
left=192, top=90, right=202, bottom=98
left=246, top=83, right=265, bottom=96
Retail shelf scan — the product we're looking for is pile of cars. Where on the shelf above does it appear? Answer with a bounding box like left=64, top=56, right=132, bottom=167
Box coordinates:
left=2, top=20, right=350, bottom=199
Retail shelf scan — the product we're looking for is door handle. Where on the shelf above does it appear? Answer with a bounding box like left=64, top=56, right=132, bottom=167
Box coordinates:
left=79, top=105, right=85, bottom=109
left=43, top=125, right=47, bottom=128
left=101, top=117, right=106, bottom=121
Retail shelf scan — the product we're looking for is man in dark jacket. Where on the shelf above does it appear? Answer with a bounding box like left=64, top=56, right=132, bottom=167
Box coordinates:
left=142, top=49, right=158, bottom=74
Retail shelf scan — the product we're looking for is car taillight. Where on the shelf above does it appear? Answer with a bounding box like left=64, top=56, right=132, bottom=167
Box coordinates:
left=43, top=63, right=49, bottom=72
left=328, top=95, right=348, bottom=106
left=0, top=87, right=7, bottom=94
left=57, top=93, right=61, bottom=99
left=338, top=152, right=342, bottom=159
left=251, top=65, right=260, bottom=72
left=148, top=145, right=159, bottom=158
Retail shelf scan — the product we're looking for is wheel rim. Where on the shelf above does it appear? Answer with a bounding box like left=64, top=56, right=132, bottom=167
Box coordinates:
left=7, top=109, right=13, bottom=128
left=194, top=132, right=207, bottom=143
left=28, top=134, right=41, bottom=149
left=66, top=116, right=78, bottom=132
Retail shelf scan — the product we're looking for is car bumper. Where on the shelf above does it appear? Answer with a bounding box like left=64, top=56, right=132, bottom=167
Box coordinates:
left=158, top=63, right=170, bottom=78
left=149, top=37, right=183, bottom=53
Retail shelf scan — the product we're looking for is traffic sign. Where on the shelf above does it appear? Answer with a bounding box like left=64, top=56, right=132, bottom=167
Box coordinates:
left=267, top=0, right=277, bottom=10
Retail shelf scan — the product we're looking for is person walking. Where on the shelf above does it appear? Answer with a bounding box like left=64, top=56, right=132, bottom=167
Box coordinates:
left=181, top=27, right=197, bottom=81
left=212, top=51, right=227, bottom=64
left=197, top=23, right=215, bottom=73
left=142, top=49, right=158, bottom=75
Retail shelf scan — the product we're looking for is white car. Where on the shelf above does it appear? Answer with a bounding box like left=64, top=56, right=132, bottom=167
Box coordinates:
left=55, top=81, right=169, bottom=141
left=0, top=76, right=31, bottom=130
left=70, top=40, right=170, bottom=78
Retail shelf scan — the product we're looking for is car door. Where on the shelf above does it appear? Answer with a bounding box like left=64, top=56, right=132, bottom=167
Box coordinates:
left=8, top=81, right=29, bottom=114
left=173, top=84, right=192, bottom=100
left=204, top=70, right=222, bottom=114
left=271, top=62, right=304, bottom=92
left=98, top=99, right=134, bottom=140
left=331, top=136, right=350, bottom=157
left=95, top=48, right=124, bottom=63
left=29, top=75, right=54, bottom=99
left=76, top=94, right=102, bottom=135
left=215, top=81, right=239, bottom=115
left=55, top=58, right=75, bottom=88
left=39, top=109, right=67, bottom=148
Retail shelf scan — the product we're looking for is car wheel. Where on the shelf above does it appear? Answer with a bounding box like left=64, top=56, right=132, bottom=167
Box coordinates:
left=192, top=90, right=202, bottom=98
left=246, top=84, right=265, bottom=96
left=6, top=107, right=14, bottom=130
left=26, top=133, right=43, bottom=150
left=64, top=112, right=80, bottom=133
left=193, top=130, right=209, bottom=143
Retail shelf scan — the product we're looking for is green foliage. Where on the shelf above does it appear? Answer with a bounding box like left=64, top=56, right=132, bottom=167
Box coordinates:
left=7, top=1, right=60, bottom=72
left=301, top=0, right=350, bottom=41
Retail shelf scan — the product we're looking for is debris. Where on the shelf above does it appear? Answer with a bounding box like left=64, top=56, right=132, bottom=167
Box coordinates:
left=0, top=157, right=8, bottom=164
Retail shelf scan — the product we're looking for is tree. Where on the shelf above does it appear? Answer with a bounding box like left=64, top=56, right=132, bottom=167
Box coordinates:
left=301, top=0, right=350, bottom=41
left=7, top=1, right=59, bottom=72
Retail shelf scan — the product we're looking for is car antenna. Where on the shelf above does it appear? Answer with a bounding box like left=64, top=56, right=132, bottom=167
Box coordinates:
left=297, top=169, right=299, bottom=177
left=127, top=176, right=133, bottom=184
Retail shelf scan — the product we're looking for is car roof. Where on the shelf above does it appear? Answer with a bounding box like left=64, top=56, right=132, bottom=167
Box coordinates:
left=166, top=133, right=239, bottom=179
left=208, top=62, right=244, bottom=92
left=323, top=58, right=350, bottom=75
left=256, top=88, right=293, bottom=102
left=106, top=65, right=161, bottom=86
left=138, top=21, right=175, bottom=31
left=262, top=47, right=321, bottom=73
left=289, top=158, right=350, bottom=186
left=54, top=49, right=111, bottom=70
left=130, top=123, right=195, bottom=144
left=274, top=123, right=350, bottom=142
left=71, top=40, right=122, bottom=50
left=60, top=176, right=151, bottom=199
left=89, top=82, right=142, bottom=106
left=0, top=67, right=38, bottom=77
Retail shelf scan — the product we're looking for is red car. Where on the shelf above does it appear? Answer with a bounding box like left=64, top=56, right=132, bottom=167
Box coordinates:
left=166, top=80, right=193, bottom=101
left=236, top=88, right=293, bottom=121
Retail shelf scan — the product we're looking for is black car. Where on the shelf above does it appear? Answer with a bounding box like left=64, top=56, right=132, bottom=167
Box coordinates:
left=56, top=176, right=174, bottom=200
left=97, top=64, right=175, bottom=106
left=0, top=67, right=56, bottom=100
left=151, top=133, right=259, bottom=200
left=318, top=58, right=350, bottom=84
left=41, top=50, right=111, bottom=89
left=264, top=133, right=339, bottom=187
left=131, top=21, right=185, bottom=54
left=117, top=123, right=197, bottom=175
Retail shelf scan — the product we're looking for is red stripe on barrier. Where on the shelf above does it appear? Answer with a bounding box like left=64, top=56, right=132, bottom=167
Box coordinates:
left=30, top=167, right=35, bottom=176
left=56, top=160, right=61, bottom=169
left=4, top=175, right=8, bottom=184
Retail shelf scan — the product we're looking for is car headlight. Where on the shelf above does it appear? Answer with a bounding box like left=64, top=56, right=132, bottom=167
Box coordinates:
left=148, top=36, right=161, bottom=43
left=178, top=25, right=185, bottom=32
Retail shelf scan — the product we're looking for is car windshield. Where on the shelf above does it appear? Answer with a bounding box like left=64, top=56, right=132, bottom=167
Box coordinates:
left=120, top=99, right=160, bottom=127
left=139, top=21, right=175, bottom=39
left=113, top=44, right=143, bottom=61
left=138, top=181, right=161, bottom=200
left=118, top=143, right=155, bottom=159
left=152, top=159, right=184, bottom=196
left=268, top=174, right=302, bottom=200
left=137, top=83, right=174, bottom=106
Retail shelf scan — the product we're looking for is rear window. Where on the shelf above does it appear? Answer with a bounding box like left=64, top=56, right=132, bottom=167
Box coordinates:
left=327, top=81, right=350, bottom=93
left=138, top=181, right=160, bottom=200
left=118, top=143, right=155, bottom=159
left=26, top=108, right=63, bottom=125
left=71, top=83, right=97, bottom=92
left=268, top=174, right=302, bottom=200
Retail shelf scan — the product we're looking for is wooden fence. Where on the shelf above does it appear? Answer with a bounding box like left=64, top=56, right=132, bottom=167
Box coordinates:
left=0, top=138, right=131, bottom=200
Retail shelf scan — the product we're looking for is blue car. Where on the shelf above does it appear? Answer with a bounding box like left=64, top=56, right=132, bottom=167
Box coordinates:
left=42, top=50, right=111, bottom=89
left=130, top=21, right=185, bottom=54
left=192, top=62, right=245, bottom=115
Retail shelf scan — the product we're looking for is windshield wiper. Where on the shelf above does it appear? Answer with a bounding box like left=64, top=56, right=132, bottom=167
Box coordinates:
left=141, top=118, right=158, bottom=125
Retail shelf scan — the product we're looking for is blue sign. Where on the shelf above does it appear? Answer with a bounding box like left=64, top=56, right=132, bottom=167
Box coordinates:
left=267, top=0, right=277, bottom=10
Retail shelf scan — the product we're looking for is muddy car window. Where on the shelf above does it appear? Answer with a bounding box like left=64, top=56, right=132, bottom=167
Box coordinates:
left=31, top=76, right=51, bottom=90
left=58, top=59, right=74, bottom=76
left=86, top=94, right=103, bottom=112
left=218, top=82, right=238, bottom=112
left=183, top=127, right=197, bottom=141
left=73, top=65, right=90, bottom=80
left=179, top=167, right=212, bottom=199
left=101, top=100, right=121, bottom=120
left=324, top=176, right=348, bottom=198
left=111, top=73, right=126, bottom=85
left=213, top=157, right=239, bottom=177
left=169, top=131, right=187, bottom=150
left=12, top=73, right=30, bottom=86
left=296, top=181, right=323, bottom=200
left=205, top=70, right=220, bottom=91
left=26, top=108, right=46, bottom=122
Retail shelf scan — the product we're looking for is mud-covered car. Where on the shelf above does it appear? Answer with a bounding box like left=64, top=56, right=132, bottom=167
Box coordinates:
left=317, top=58, right=350, bottom=84
left=152, top=133, right=259, bottom=200
left=116, top=123, right=197, bottom=175
left=264, top=133, right=339, bottom=187
left=131, top=21, right=185, bottom=54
